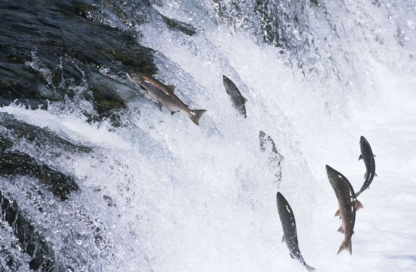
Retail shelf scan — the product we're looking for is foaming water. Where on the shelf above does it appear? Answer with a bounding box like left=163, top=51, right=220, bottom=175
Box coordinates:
left=1, top=0, right=416, bottom=271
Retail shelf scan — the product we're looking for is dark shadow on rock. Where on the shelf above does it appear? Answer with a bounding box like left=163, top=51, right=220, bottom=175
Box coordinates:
left=0, top=191, right=56, bottom=270
left=213, top=0, right=315, bottom=53
left=0, top=112, right=92, bottom=154
left=0, top=152, right=79, bottom=201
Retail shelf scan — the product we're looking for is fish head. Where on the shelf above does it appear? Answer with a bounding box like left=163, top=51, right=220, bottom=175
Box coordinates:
left=222, top=75, right=231, bottom=91
left=223, top=75, right=233, bottom=84
left=139, top=74, right=154, bottom=85
left=326, top=165, right=338, bottom=183
left=326, top=165, right=344, bottom=192
left=276, top=192, right=291, bottom=214
left=127, top=73, right=143, bottom=84
left=360, top=136, right=367, bottom=145
left=276, top=192, right=285, bottom=207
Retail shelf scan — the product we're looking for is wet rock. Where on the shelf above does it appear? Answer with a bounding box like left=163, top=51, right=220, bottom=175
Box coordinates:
left=0, top=152, right=79, bottom=201
left=212, top=0, right=313, bottom=52
left=0, top=0, right=157, bottom=121
left=0, top=134, right=13, bottom=152
left=0, top=112, right=92, bottom=154
left=0, top=191, right=57, bottom=270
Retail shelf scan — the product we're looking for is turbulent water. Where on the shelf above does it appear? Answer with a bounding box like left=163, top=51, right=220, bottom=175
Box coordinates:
left=1, top=0, right=416, bottom=271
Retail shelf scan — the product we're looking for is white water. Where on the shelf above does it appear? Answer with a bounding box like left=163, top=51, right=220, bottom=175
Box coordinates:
left=2, top=0, right=416, bottom=271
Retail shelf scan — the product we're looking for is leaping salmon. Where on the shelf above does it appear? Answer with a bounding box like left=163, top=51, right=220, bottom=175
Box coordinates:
left=276, top=192, right=315, bottom=271
left=326, top=165, right=363, bottom=255
left=222, top=75, right=247, bottom=118
left=356, top=136, right=376, bottom=197
left=127, top=73, right=206, bottom=125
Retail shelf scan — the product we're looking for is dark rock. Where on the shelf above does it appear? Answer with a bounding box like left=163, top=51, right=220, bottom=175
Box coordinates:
left=0, top=112, right=92, bottom=154
left=0, top=134, right=14, bottom=152
left=0, top=152, right=79, bottom=201
left=0, top=191, right=57, bottom=270
left=0, top=0, right=157, bottom=121
left=213, top=0, right=313, bottom=52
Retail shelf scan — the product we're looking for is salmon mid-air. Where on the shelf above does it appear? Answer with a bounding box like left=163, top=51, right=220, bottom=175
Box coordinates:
left=127, top=73, right=206, bottom=125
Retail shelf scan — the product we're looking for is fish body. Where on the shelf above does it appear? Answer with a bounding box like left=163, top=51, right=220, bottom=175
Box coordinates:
left=222, top=75, right=247, bottom=118
left=276, top=192, right=315, bottom=271
left=127, top=73, right=206, bottom=125
left=356, top=136, right=376, bottom=197
left=326, top=165, right=362, bottom=255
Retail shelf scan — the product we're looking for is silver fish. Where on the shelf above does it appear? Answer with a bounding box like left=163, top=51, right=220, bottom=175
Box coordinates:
left=326, top=165, right=363, bottom=255
left=127, top=73, right=206, bottom=125
left=276, top=192, right=315, bottom=271
left=222, top=75, right=247, bottom=118
left=356, top=136, right=376, bottom=197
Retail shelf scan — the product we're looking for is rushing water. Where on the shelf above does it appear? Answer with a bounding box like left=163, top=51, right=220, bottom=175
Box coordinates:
left=1, top=0, right=416, bottom=271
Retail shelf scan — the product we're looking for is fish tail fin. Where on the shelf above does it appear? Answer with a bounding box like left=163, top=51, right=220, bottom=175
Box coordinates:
left=300, top=258, right=315, bottom=271
left=337, top=239, right=352, bottom=255
left=355, top=190, right=362, bottom=198
left=303, top=263, right=316, bottom=271
left=189, top=110, right=207, bottom=126
left=347, top=239, right=352, bottom=254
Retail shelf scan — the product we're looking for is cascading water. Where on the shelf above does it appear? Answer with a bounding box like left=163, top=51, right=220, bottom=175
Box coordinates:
left=1, top=0, right=416, bottom=271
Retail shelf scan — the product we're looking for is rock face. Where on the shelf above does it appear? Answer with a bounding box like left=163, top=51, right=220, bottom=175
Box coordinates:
left=0, top=0, right=160, bottom=269
left=0, top=191, right=56, bottom=270
left=0, top=0, right=157, bottom=123
left=0, top=112, right=86, bottom=270
left=212, top=0, right=315, bottom=51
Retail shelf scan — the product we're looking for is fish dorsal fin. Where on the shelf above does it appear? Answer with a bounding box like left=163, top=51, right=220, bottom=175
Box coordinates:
left=337, top=225, right=345, bottom=233
left=355, top=199, right=364, bottom=210
left=243, top=96, right=248, bottom=104
left=334, top=209, right=340, bottom=217
left=167, top=85, right=176, bottom=93
left=358, top=154, right=363, bottom=160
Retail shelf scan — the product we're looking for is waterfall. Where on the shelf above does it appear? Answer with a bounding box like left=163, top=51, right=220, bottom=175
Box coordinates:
left=0, top=0, right=415, bottom=271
